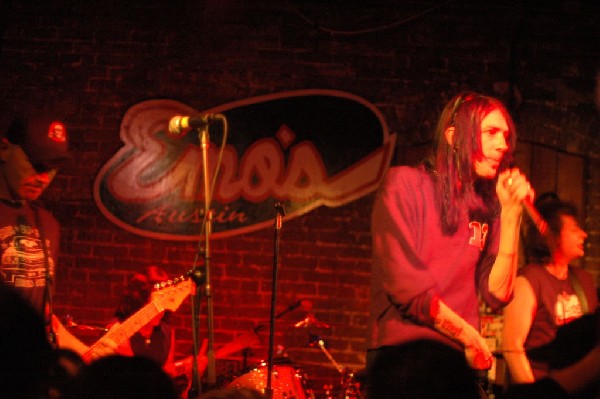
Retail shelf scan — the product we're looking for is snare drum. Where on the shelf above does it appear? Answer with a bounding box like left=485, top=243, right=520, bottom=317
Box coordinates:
left=226, top=361, right=312, bottom=399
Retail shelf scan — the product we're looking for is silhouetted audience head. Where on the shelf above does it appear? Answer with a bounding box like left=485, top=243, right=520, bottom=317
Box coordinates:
left=366, top=339, right=482, bottom=399
left=0, top=282, right=55, bottom=399
left=65, top=355, right=178, bottom=399
left=48, top=348, right=85, bottom=399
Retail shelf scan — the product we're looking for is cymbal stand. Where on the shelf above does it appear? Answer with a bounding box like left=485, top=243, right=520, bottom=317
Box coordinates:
left=309, top=334, right=363, bottom=399
left=266, top=202, right=286, bottom=399
left=310, top=335, right=344, bottom=374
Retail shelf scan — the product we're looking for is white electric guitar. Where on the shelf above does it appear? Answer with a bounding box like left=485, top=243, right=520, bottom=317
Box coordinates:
left=82, top=276, right=194, bottom=363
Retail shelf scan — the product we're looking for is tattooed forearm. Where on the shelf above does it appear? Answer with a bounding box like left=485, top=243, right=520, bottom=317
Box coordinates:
left=435, top=317, right=463, bottom=338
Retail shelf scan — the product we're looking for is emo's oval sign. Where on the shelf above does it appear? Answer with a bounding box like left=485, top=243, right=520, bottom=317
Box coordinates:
left=93, top=90, right=396, bottom=241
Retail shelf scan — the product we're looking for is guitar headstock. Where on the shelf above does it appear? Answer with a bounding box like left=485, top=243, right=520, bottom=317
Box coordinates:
left=150, top=276, right=194, bottom=311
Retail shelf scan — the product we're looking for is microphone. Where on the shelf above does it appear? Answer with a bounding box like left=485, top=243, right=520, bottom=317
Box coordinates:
left=168, top=114, right=221, bottom=135
left=517, top=187, right=559, bottom=253
left=522, top=196, right=548, bottom=237
left=506, top=175, right=545, bottom=235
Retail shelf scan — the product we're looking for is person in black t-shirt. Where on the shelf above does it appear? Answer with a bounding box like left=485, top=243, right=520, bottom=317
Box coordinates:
left=0, top=114, right=114, bottom=359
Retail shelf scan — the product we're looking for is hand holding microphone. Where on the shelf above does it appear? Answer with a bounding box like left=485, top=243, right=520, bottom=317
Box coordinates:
left=497, top=168, right=534, bottom=210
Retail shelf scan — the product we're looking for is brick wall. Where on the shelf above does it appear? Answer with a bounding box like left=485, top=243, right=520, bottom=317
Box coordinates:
left=1, top=0, right=598, bottom=395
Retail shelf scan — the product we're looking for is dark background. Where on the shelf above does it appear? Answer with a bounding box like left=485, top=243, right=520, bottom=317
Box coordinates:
left=1, top=0, right=598, bottom=396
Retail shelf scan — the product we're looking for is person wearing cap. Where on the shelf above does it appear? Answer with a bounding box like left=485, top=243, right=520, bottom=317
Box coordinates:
left=0, top=115, right=114, bottom=359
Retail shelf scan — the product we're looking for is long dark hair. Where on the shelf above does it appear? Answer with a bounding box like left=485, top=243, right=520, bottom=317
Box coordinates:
left=424, top=92, right=517, bottom=234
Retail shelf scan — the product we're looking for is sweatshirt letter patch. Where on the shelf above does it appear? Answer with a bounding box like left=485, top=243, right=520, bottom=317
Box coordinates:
left=468, top=221, right=488, bottom=251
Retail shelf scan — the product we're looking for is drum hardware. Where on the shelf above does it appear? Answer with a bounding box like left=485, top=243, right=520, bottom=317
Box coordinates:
left=235, top=299, right=315, bottom=370
left=308, top=334, right=363, bottom=399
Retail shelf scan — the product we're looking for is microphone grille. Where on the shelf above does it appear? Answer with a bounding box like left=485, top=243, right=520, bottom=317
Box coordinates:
left=168, top=115, right=183, bottom=135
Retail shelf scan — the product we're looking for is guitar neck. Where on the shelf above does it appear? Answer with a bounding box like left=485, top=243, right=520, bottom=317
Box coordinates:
left=83, top=301, right=163, bottom=362
left=81, top=276, right=192, bottom=363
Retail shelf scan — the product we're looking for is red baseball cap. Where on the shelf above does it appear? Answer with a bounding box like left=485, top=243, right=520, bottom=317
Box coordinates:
left=4, top=115, right=70, bottom=164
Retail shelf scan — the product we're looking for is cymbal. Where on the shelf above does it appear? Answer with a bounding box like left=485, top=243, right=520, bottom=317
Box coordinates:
left=293, top=313, right=331, bottom=329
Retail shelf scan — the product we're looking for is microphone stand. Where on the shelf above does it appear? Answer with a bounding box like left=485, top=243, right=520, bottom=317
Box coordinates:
left=266, top=203, right=286, bottom=399
left=200, top=125, right=217, bottom=390
left=188, top=124, right=217, bottom=398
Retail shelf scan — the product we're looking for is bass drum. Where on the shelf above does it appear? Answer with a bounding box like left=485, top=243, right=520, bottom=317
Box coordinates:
left=226, top=360, right=313, bottom=399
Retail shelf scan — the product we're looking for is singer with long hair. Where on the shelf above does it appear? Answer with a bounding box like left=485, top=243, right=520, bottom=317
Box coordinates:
left=367, top=91, right=532, bottom=387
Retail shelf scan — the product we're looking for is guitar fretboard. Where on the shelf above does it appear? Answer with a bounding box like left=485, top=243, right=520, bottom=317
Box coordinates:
left=83, top=300, right=163, bottom=362
left=81, top=278, right=191, bottom=363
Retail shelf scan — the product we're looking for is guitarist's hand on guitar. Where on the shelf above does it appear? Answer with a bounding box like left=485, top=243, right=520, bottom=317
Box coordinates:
left=87, top=337, right=118, bottom=361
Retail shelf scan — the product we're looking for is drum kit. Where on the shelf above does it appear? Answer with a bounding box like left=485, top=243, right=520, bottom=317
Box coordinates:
left=219, top=306, right=364, bottom=399
left=66, top=304, right=365, bottom=399
left=224, top=324, right=364, bottom=399
left=226, top=358, right=311, bottom=399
